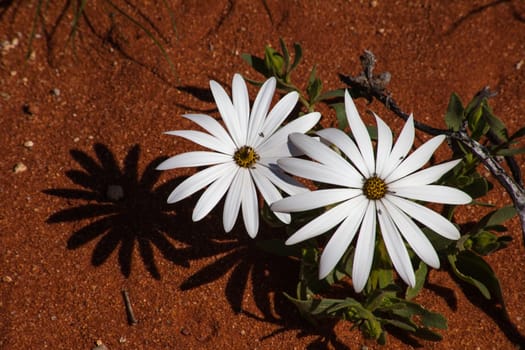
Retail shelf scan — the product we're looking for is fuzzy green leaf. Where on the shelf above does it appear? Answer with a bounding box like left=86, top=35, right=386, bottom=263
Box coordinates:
left=405, top=261, right=428, bottom=300
left=448, top=250, right=503, bottom=302
left=445, top=93, right=464, bottom=131
left=241, top=53, right=269, bottom=77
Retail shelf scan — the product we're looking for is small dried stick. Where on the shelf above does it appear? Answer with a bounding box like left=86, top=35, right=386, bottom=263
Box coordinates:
left=122, top=288, right=138, bottom=325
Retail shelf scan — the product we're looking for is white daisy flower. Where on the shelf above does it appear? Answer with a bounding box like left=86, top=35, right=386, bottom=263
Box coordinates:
left=157, top=74, right=321, bottom=238
left=271, top=90, right=471, bottom=292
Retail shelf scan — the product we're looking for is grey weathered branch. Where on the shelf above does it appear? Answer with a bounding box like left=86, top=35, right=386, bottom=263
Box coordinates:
left=340, top=50, right=525, bottom=245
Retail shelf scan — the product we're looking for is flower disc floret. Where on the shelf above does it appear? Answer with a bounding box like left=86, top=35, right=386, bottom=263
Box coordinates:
left=234, top=146, right=259, bottom=168
left=363, top=176, right=387, bottom=200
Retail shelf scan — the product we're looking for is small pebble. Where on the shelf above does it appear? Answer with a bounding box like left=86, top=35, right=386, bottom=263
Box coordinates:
left=517, top=59, right=524, bottom=70
left=2, top=276, right=13, bottom=283
left=51, top=88, right=60, bottom=96
left=22, top=103, right=38, bottom=116
left=73, top=137, right=80, bottom=142
left=13, top=163, right=27, bottom=173
left=180, top=327, right=191, bottom=336
left=23, top=141, right=34, bottom=148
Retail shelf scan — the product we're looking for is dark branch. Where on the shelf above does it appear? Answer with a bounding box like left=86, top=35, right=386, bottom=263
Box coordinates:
left=340, top=50, right=525, bottom=246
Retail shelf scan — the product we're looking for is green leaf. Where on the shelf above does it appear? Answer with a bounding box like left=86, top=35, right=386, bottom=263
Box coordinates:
left=331, top=102, right=348, bottom=130
left=495, top=147, right=525, bottom=156
left=471, top=205, right=517, bottom=234
left=241, top=53, right=269, bottom=77
left=306, top=66, right=322, bottom=104
left=484, top=205, right=517, bottom=228
left=279, top=38, right=290, bottom=73
left=264, top=46, right=285, bottom=77
left=290, top=42, right=303, bottom=71
left=468, top=105, right=489, bottom=140
left=445, top=93, right=464, bottom=131
left=470, top=231, right=512, bottom=255
left=448, top=250, right=503, bottom=302
left=317, top=88, right=345, bottom=101
left=482, top=104, right=508, bottom=142
left=460, top=173, right=490, bottom=199
left=405, top=261, right=428, bottom=300
left=413, top=328, right=444, bottom=341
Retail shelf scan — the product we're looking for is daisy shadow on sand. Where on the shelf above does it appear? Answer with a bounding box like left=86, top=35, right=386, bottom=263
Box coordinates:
left=44, top=143, right=199, bottom=279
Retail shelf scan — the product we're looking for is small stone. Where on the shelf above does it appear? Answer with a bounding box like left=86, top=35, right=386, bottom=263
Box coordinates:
left=10, top=71, right=16, bottom=76
left=73, top=137, right=80, bottom=143
left=517, top=59, right=524, bottom=70
left=23, top=141, right=34, bottom=148
left=2, top=276, right=13, bottom=283
left=22, top=103, right=38, bottom=116
left=106, top=185, right=124, bottom=201
left=370, top=0, right=378, bottom=7
left=29, top=50, right=36, bottom=60
left=118, top=336, right=126, bottom=343
left=180, top=327, right=191, bottom=336
left=240, top=329, right=246, bottom=335
left=51, top=88, right=60, bottom=96
left=13, top=163, right=27, bottom=173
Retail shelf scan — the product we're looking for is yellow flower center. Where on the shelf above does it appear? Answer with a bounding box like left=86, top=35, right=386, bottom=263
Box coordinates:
left=363, top=176, right=387, bottom=200
left=233, top=146, right=259, bottom=168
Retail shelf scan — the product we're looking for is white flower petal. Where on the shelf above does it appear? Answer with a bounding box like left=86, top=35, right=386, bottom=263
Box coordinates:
left=164, top=130, right=233, bottom=154
left=241, top=170, right=259, bottom=238
left=278, top=157, right=361, bottom=188
left=377, top=201, right=416, bottom=287
left=192, top=167, right=237, bottom=221
left=232, top=74, right=250, bottom=144
left=166, top=163, right=234, bottom=203
left=210, top=79, right=243, bottom=147
left=254, top=163, right=307, bottom=196
left=389, top=159, right=461, bottom=188
left=382, top=198, right=440, bottom=268
left=319, top=198, right=368, bottom=278
left=252, top=91, right=299, bottom=148
left=258, top=112, right=321, bottom=157
left=352, top=200, right=377, bottom=292
left=182, top=114, right=236, bottom=151
left=382, top=114, right=415, bottom=178
left=392, top=185, right=472, bottom=204
left=385, top=134, right=446, bottom=183
left=156, top=151, right=232, bottom=170
left=223, top=169, right=244, bottom=232
left=345, top=90, right=375, bottom=175
left=286, top=198, right=359, bottom=245
left=271, top=188, right=361, bottom=213
left=288, top=133, right=363, bottom=184
left=374, top=114, right=393, bottom=178
left=385, top=194, right=460, bottom=240
left=247, top=77, right=276, bottom=143
left=250, top=167, right=291, bottom=224
left=316, top=127, right=369, bottom=177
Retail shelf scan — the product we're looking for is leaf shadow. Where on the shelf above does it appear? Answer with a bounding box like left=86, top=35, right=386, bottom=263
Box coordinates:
left=44, top=143, right=198, bottom=279
left=1, top=1, right=177, bottom=84
left=450, top=271, right=525, bottom=347
left=180, top=223, right=353, bottom=349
